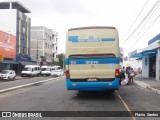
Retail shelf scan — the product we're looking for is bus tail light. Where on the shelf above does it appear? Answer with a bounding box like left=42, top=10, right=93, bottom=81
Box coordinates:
left=115, top=69, right=120, bottom=77
left=66, top=70, right=70, bottom=78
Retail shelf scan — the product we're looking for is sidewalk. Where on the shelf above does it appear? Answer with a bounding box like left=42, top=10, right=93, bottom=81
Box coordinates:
left=134, top=76, right=160, bottom=95
left=16, top=75, right=29, bottom=80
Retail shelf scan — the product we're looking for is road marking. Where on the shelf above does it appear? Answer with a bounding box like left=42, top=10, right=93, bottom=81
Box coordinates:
left=115, top=91, right=136, bottom=120
left=0, top=76, right=64, bottom=94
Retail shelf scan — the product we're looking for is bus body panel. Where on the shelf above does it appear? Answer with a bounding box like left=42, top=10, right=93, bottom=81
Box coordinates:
left=66, top=78, right=119, bottom=91
left=65, top=26, right=120, bottom=91
left=66, top=28, right=119, bottom=57
left=67, top=58, right=119, bottom=78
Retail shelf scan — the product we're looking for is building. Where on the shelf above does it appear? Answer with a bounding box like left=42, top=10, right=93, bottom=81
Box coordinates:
left=30, top=26, right=58, bottom=65
left=130, top=33, right=160, bottom=80
left=121, top=49, right=142, bottom=74
left=0, top=1, right=34, bottom=74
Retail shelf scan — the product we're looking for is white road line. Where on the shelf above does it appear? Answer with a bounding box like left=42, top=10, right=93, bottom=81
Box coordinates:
left=115, top=91, right=136, bottom=120
left=0, top=76, right=64, bottom=94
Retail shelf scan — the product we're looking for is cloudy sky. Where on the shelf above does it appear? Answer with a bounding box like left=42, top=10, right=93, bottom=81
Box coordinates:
left=2, top=0, right=160, bottom=55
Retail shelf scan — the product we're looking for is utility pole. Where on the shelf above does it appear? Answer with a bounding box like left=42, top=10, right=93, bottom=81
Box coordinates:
left=37, top=38, right=46, bottom=65
left=63, top=54, right=65, bottom=69
left=37, top=37, right=39, bottom=65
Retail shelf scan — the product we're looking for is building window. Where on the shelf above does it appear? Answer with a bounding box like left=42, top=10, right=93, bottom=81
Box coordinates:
left=45, top=53, right=47, bottom=57
left=45, top=33, right=47, bottom=39
left=45, top=43, right=47, bottom=48
left=52, top=35, right=54, bottom=40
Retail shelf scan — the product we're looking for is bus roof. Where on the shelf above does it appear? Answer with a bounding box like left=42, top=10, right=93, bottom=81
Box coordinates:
left=68, top=26, right=116, bottom=31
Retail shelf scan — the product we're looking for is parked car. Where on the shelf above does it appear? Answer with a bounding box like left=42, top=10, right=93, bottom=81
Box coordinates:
left=51, top=66, right=64, bottom=77
left=21, top=65, right=41, bottom=77
left=0, top=70, right=16, bottom=80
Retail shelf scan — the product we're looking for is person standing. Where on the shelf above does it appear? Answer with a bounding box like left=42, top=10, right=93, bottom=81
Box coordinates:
left=127, top=66, right=131, bottom=84
left=119, top=66, right=126, bottom=85
left=130, top=68, right=135, bottom=84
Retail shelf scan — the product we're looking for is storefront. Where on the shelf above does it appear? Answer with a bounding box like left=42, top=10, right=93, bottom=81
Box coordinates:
left=16, top=54, right=36, bottom=74
left=131, top=34, right=160, bottom=80
left=0, top=60, right=19, bottom=74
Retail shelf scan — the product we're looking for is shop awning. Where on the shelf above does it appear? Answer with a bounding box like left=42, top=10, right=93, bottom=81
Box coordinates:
left=130, top=54, right=142, bottom=58
left=140, top=49, right=157, bottom=55
left=19, top=61, right=37, bottom=66
left=130, top=49, right=157, bottom=58
left=0, top=60, right=19, bottom=64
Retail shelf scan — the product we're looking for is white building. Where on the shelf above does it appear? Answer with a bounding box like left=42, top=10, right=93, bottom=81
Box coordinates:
left=30, top=26, right=58, bottom=64
left=123, top=50, right=142, bottom=69
left=131, top=33, right=160, bottom=80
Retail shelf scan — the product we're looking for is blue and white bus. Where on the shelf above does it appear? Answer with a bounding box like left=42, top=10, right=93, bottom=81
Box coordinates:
left=65, top=26, right=120, bottom=91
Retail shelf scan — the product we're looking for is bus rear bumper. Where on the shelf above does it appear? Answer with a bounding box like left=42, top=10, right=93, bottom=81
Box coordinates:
left=66, top=78, right=119, bottom=91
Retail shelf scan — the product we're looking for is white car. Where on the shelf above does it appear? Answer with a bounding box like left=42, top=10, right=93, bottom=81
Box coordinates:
left=51, top=66, right=64, bottom=77
left=0, top=70, right=16, bottom=80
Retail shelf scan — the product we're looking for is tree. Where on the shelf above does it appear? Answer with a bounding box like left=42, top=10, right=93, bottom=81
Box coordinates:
left=54, top=54, right=65, bottom=68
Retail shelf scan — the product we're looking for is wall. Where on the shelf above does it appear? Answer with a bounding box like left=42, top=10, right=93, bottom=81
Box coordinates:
left=0, top=9, right=17, bottom=36
left=142, top=55, right=149, bottom=78
left=156, top=49, right=160, bottom=80
left=0, top=9, right=17, bottom=59
left=122, top=59, right=142, bottom=70
left=16, top=11, right=31, bottom=61
left=30, top=26, right=58, bottom=62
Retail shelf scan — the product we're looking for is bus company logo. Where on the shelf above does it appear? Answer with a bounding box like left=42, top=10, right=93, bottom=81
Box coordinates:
left=88, top=35, right=94, bottom=40
left=5, top=34, right=10, bottom=43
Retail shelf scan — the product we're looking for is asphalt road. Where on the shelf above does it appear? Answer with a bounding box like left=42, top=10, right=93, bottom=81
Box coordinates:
left=0, top=77, right=160, bottom=120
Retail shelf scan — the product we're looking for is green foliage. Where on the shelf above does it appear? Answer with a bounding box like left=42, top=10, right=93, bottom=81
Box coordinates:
left=54, top=54, right=65, bottom=68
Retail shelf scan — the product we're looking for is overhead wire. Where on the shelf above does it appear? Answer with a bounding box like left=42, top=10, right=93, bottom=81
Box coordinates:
left=127, top=14, right=160, bottom=51
left=121, top=0, right=160, bottom=46
left=125, top=0, right=160, bottom=50
left=120, top=0, right=150, bottom=45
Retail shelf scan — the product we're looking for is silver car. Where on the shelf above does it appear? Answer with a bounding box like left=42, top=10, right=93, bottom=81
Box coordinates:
left=0, top=70, right=16, bottom=80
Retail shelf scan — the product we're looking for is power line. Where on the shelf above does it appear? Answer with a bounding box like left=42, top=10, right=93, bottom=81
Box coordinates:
left=124, top=1, right=160, bottom=50
left=120, top=0, right=150, bottom=45
left=121, top=0, right=160, bottom=46
left=127, top=14, right=160, bottom=51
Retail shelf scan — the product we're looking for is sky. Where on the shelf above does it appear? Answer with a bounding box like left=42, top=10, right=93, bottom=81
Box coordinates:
left=1, top=0, right=160, bottom=56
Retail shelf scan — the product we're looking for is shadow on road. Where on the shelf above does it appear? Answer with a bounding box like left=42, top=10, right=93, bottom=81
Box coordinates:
left=72, top=91, right=117, bottom=101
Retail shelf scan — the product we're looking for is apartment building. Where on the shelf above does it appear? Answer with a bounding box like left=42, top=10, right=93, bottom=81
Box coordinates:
left=0, top=1, right=32, bottom=74
left=30, top=26, right=58, bottom=64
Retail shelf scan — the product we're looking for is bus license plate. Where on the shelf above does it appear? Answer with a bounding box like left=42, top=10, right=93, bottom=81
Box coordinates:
left=87, top=78, right=97, bottom=81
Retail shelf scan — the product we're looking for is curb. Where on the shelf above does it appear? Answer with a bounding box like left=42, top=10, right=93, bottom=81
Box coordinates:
left=135, top=81, right=160, bottom=95
left=146, top=86, right=160, bottom=95
left=16, top=77, right=29, bottom=80
left=0, top=76, right=63, bottom=94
